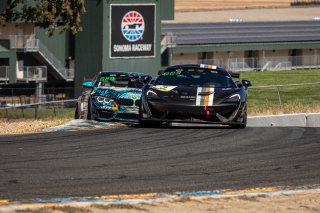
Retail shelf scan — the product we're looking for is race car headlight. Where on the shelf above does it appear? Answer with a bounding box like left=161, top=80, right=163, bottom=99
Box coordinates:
left=224, top=94, right=240, bottom=103
left=146, top=90, right=160, bottom=99
left=95, top=96, right=113, bottom=104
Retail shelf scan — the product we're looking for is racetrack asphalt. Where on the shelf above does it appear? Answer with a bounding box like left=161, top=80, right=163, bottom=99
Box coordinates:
left=0, top=126, right=319, bottom=201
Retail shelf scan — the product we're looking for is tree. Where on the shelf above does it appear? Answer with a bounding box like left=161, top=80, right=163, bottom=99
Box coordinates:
left=0, top=0, right=86, bottom=35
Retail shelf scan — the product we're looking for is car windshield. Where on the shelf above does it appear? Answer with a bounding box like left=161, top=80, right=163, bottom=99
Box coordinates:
left=95, top=73, right=148, bottom=88
left=154, top=67, right=237, bottom=88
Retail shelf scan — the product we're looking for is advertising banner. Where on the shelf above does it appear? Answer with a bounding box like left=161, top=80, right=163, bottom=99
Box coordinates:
left=110, top=4, right=156, bottom=58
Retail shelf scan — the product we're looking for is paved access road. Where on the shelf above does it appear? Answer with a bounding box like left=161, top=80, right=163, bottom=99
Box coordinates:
left=0, top=126, right=319, bottom=200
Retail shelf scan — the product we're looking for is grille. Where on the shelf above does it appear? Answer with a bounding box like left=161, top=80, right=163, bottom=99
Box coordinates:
left=116, top=113, right=139, bottom=120
left=116, top=98, right=134, bottom=106
left=135, top=99, right=141, bottom=106
left=98, top=111, right=114, bottom=119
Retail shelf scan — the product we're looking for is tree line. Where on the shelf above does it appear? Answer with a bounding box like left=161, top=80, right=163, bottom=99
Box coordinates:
left=0, top=0, right=86, bottom=35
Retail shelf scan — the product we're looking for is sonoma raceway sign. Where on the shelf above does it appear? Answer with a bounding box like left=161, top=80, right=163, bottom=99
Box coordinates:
left=110, top=4, right=155, bottom=58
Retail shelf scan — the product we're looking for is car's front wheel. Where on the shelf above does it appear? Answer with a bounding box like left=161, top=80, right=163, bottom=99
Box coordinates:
left=74, top=104, right=80, bottom=119
left=138, top=103, right=161, bottom=128
left=229, top=106, right=247, bottom=129
left=86, top=99, right=95, bottom=120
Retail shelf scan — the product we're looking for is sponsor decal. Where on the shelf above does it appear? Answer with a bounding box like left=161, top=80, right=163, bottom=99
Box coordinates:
left=181, top=96, right=196, bottom=99
left=126, top=108, right=139, bottom=112
left=110, top=4, right=155, bottom=58
left=100, top=76, right=116, bottom=81
left=101, top=105, right=112, bottom=110
left=151, top=85, right=177, bottom=92
left=196, top=87, right=215, bottom=109
left=200, top=64, right=217, bottom=69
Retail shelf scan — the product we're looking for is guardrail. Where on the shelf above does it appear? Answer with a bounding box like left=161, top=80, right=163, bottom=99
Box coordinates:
left=175, top=55, right=320, bottom=72
left=249, top=82, right=320, bottom=106
left=0, top=99, right=77, bottom=119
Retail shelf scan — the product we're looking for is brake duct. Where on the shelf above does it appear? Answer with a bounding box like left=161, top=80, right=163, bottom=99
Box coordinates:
left=216, top=103, right=242, bottom=122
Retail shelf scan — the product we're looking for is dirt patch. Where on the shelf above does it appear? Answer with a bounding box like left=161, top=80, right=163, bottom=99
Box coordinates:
left=3, top=191, right=320, bottom=213
left=0, top=119, right=70, bottom=135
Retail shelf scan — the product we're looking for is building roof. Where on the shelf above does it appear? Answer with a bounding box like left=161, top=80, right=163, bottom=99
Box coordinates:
left=161, top=21, right=320, bottom=45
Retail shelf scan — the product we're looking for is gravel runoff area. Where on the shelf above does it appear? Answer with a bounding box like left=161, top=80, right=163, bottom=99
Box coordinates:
left=1, top=190, right=320, bottom=213
left=0, top=119, right=69, bottom=135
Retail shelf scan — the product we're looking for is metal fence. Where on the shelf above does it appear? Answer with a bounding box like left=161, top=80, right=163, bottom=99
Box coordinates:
left=250, top=82, right=320, bottom=106
left=0, top=99, right=77, bottom=119
left=1, top=82, right=319, bottom=119
left=0, top=87, right=75, bottom=108
left=174, top=55, right=320, bottom=72
left=16, top=66, right=47, bottom=82
left=0, top=86, right=76, bottom=120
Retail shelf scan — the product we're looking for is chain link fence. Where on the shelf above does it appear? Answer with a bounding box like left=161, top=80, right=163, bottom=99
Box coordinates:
left=0, top=99, right=77, bottom=119
left=248, top=82, right=320, bottom=114
left=1, top=83, right=320, bottom=119
left=175, top=55, right=320, bottom=72
left=0, top=87, right=77, bottom=119
left=0, top=87, right=75, bottom=106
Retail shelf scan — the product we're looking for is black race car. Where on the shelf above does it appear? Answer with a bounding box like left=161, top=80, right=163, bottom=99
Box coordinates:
left=139, top=64, right=252, bottom=128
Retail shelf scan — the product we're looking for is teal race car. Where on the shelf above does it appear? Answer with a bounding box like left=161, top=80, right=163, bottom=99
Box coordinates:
left=75, top=71, right=152, bottom=122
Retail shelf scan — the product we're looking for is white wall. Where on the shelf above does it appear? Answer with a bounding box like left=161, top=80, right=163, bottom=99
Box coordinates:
left=0, top=23, right=34, bottom=48
left=172, top=52, right=198, bottom=64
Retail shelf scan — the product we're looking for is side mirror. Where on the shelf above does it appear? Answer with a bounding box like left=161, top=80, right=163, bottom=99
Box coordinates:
left=140, top=75, right=151, bottom=82
left=82, top=81, right=93, bottom=88
left=149, top=79, right=156, bottom=84
left=242, top=80, right=252, bottom=87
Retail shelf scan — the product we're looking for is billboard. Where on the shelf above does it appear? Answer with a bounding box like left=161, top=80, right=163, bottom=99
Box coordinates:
left=110, top=4, right=156, bottom=59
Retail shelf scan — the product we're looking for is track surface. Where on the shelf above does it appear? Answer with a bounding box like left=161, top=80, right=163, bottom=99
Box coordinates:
left=0, top=126, right=319, bottom=200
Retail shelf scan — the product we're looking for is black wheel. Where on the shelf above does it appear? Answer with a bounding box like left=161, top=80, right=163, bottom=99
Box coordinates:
left=74, top=104, right=80, bottom=119
left=229, top=106, right=247, bottom=129
left=86, top=100, right=94, bottom=120
left=138, top=103, right=161, bottom=128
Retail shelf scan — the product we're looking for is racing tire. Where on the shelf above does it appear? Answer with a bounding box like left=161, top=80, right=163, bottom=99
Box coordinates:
left=229, top=106, right=247, bottom=129
left=86, top=99, right=94, bottom=120
left=138, top=103, right=161, bottom=128
left=74, top=104, right=80, bottom=119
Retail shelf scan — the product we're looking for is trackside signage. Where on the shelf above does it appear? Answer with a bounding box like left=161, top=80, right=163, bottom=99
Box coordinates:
left=110, top=4, right=156, bottom=58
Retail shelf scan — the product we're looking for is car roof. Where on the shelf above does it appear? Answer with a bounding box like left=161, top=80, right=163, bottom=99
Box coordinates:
left=165, top=64, right=227, bottom=72
left=100, top=71, right=150, bottom=76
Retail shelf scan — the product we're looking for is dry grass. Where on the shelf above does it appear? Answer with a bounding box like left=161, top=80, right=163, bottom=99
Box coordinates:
left=16, top=206, right=91, bottom=213
left=12, top=191, right=320, bottom=213
left=248, top=102, right=320, bottom=116
left=51, top=206, right=91, bottom=213
left=91, top=203, right=147, bottom=211
left=175, top=0, right=293, bottom=11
